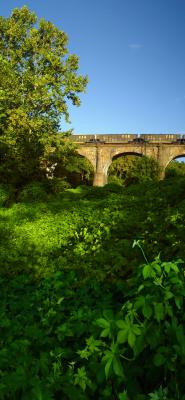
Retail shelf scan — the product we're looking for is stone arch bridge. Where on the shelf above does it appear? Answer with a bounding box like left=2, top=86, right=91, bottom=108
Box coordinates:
left=70, top=134, right=185, bottom=186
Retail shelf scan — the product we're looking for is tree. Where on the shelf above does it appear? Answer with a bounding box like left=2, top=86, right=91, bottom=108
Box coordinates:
left=166, top=160, right=185, bottom=178
left=0, top=6, right=88, bottom=184
left=108, top=155, right=161, bottom=185
left=54, top=153, right=94, bottom=186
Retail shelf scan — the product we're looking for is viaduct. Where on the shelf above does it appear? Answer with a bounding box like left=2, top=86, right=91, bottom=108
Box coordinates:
left=70, top=134, right=185, bottom=186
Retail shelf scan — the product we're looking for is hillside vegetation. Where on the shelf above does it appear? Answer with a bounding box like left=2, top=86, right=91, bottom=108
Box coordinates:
left=1, top=177, right=185, bottom=399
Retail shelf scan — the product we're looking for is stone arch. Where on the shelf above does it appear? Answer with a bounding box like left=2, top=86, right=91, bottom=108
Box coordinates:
left=76, top=148, right=96, bottom=173
left=63, top=149, right=94, bottom=186
left=107, top=151, right=144, bottom=184
left=164, top=151, right=185, bottom=179
left=108, top=150, right=162, bottom=184
left=112, top=150, right=143, bottom=159
left=165, top=151, right=185, bottom=170
left=107, top=150, right=143, bottom=172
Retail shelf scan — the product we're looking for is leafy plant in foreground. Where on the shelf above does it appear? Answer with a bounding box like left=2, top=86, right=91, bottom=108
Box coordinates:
left=78, top=257, right=185, bottom=399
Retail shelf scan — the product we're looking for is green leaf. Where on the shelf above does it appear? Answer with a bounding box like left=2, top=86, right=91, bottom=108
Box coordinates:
left=134, top=296, right=145, bottom=309
left=100, top=328, right=110, bottom=337
left=143, top=264, right=154, bottom=279
left=175, top=296, right=183, bottom=309
left=153, top=353, right=166, bottom=366
left=176, top=324, right=185, bottom=354
left=138, top=284, right=144, bottom=292
left=132, top=324, right=141, bottom=335
left=117, top=329, right=128, bottom=344
left=153, top=262, right=162, bottom=274
left=165, top=290, right=174, bottom=300
left=74, top=366, right=89, bottom=391
left=128, top=331, right=136, bottom=348
left=154, top=303, right=164, bottom=322
left=86, top=336, right=102, bottom=352
left=163, top=262, right=171, bottom=274
left=57, top=297, right=64, bottom=304
left=119, top=391, right=129, bottom=400
left=171, top=263, right=179, bottom=273
left=96, top=318, right=110, bottom=329
left=113, top=356, right=124, bottom=377
left=31, top=384, right=52, bottom=400
left=116, top=320, right=128, bottom=329
left=105, top=358, right=112, bottom=379
left=142, top=303, right=153, bottom=318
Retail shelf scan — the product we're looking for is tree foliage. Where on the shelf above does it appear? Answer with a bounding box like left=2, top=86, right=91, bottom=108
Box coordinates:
left=108, top=155, right=161, bottom=185
left=0, top=6, right=88, bottom=184
left=54, top=154, right=94, bottom=186
left=166, top=160, right=185, bottom=178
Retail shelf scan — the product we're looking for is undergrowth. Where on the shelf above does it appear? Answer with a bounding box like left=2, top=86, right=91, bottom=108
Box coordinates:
left=1, top=178, right=185, bottom=398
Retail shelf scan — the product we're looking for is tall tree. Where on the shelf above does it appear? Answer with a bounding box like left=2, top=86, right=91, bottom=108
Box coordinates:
left=0, top=6, right=88, bottom=183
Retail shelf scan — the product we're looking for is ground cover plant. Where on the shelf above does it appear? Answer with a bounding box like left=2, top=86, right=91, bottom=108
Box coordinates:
left=1, top=178, right=185, bottom=399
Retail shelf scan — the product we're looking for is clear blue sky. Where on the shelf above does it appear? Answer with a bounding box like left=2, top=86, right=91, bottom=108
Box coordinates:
left=1, top=0, right=185, bottom=135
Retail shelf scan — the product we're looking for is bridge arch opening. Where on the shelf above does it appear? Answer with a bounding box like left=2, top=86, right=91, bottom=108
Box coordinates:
left=54, top=153, right=94, bottom=187
left=165, top=155, right=185, bottom=179
left=108, top=153, right=160, bottom=186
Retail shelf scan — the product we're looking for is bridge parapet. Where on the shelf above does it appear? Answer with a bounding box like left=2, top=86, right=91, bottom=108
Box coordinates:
left=70, top=133, right=185, bottom=144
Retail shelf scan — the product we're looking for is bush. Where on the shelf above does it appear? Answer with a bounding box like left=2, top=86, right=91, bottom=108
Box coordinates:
left=103, top=182, right=125, bottom=194
left=0, top=271, right=116, bottom=399
left=46, top=177, right=71, bottom=194
left=108, top=175, right=124, bottom=186
left=166, top=161, right=185, bottom=179
left=0, top=184, right=14, bottom=206
left=18, top=182, right=48, bottom=202
left=1, top=257, right=185, bottom=399
left=84, top=186, right=106, bottom=199
left=77, top=255, right=185, bottom=399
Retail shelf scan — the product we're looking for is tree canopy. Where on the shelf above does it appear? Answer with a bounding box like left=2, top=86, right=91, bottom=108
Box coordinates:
left=108, top=154, right=161, bottom=185
left=0, top=6, right=88, bottom=184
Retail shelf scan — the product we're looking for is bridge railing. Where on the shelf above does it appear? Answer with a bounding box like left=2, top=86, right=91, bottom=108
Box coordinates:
left=70, top=134, right=138, bottom=143
left=140, top=134, right=181, bottom=143
left=70, top=134, right=184, bottom=144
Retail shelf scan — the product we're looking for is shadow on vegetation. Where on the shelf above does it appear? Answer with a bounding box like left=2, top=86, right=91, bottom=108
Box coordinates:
left=1, top=177, right=185, bottom=282
left=1, top=177, right=185, bottom=398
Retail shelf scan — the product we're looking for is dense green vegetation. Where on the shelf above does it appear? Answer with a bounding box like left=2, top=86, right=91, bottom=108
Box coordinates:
left=1, top=177, right=185, bottom=399
left=166, top=160, right=185, bottom=178
left=1, top=6, right=185, bottom=400
left=108, top=154, right=161, bottom=185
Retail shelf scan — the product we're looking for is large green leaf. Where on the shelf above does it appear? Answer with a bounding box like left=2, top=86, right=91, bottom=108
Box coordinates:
left=117, top=329, right=128, bottom=344
left=154, top=303, right=164, bottom=322
left=96, top=318, right=110, bottom=329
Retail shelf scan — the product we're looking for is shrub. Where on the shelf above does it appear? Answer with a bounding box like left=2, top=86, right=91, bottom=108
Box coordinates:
left=102, top=182, right=125, bottom=194
left=77, top=256, right=185, bottom=399
left=18, top=182, right=48, bottom=202
left=46, top=177, right=71, bottom=194
left=1, top=257, right=185, bottom=399
left=0, top=183, right=14, bottom=206
left=108, top=175, right=124, bottom=186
